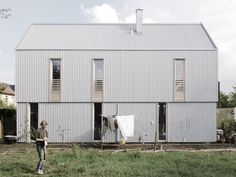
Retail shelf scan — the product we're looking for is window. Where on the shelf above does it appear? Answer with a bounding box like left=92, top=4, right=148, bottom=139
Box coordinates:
left=93, top=59, right=103, bottom=102
left=174, top=59, right=185, bottom=101
left=50, top=59, right=61, bottom=101
left=4, top=95, right=8, bottom=103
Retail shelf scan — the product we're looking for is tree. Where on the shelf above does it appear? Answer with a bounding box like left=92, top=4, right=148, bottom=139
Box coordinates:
left=0, top=84, right=5, bottom=108
left=219, top=91, right=231, bottom=108
left=229, top=86, right=236, bottom=107
left=221, top=118, right=236, bottom=142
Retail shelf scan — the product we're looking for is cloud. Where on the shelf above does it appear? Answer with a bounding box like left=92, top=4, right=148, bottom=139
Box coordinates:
left=143, top=18, right=155, bottom=23
left=198, top=0, right=236, bottom=92
left=124, top=13, right=135, bottom=23
left=0, top=70, right=15, bottom=84
left=125, top=13, right=155, bottom=23
left=83, top=4, right=119, bottom=23
left=82, top=4, right=156, bottom=24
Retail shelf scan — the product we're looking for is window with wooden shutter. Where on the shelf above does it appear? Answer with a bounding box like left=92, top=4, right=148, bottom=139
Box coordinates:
left=93, top=59, right=103, bottom=102
left=50, top=59, right=61, bottom=101
left=175, top=59, right=185, bottom=101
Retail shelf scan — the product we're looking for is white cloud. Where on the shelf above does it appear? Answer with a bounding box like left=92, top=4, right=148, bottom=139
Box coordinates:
left=125, top=13, right=155, bottom=23
left=83, top=4, right=156, bottom=24
left=143, top=18, right=155, bottom=23
left=0, top=70, right=15, bottom=84
left=83, top=4, right=119, bottom=23
left=124, top=13, right=135, bottom=23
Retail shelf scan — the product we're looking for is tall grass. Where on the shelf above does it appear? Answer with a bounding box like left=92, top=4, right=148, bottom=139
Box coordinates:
left=0, top=147, right=236, bottom=177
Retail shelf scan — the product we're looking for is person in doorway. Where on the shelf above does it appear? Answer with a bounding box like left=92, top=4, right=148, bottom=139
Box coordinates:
left=35, top=120, right=48, bottom=175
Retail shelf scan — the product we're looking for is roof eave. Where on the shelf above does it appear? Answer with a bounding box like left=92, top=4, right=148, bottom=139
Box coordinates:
left=16, top=48, right=217, bottom=51
left=200, top=23, right=218, bottom=50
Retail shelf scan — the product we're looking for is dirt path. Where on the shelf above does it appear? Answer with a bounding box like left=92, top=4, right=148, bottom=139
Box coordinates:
left=1, top=143, right=236, bottom=155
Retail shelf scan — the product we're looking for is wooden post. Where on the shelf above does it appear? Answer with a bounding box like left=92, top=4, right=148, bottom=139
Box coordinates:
left=101, top=115, right=103, bottom=150
left=154, top=131, right=157, bottom=151
left=0, top=115, right=3, bottom=140
left=154, top=103, right=159, bottom=151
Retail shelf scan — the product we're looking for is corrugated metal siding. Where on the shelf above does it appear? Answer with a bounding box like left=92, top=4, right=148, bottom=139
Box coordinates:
left=16, top=50, right=217, bottom=102
left=104, top=50, right=217, bottom=102
left=167, top=103, right=216, bottom=142
left=103, top=103, right=157, bottom=143
left=16, top=51, right=92, bottom=102
left=16, top=24, right=216, bottom=50
left=16, top=103, right=28, bottom=142
left=62, top=51, right=92, bottom=102
left=185, top=51, right=218, bottom=101
left=39, top=103, right=92, bottom=142
left=16, top=51, right=49, bottom=102
left=104, top=51, right=173, bottom=102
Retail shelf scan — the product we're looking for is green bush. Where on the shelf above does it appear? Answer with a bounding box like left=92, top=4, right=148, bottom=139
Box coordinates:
left=71, top=144, right=81, bottom=159
left=220, top=118, right=236, bottom=142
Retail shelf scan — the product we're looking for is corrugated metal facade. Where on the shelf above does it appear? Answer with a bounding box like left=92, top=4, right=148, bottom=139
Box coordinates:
left=103, top=103, right=157, bottom=142
left=17, top=102, right=217, bottom=142
left=16, top=50, right=217, bottom=103
left=16, top=23, right=217, bottom=143
left=167, top=103, right=216, bottom=142
left=39, top=103, right=92, bottom=142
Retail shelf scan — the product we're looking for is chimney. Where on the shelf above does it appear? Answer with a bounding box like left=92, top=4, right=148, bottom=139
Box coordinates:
left=135, top=9, right=143, bottom=34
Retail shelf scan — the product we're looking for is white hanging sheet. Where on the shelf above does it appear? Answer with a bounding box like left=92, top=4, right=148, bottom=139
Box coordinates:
left=116, top=115, right=134, bottom=140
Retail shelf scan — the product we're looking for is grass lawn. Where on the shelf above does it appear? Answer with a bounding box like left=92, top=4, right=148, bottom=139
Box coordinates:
left=0, top=145, right=236, bottom=177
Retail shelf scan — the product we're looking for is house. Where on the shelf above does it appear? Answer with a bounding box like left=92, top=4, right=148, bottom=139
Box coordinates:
left=0, top=82, right=16, bottom=107
left=16, top=9, right=218, bottom=143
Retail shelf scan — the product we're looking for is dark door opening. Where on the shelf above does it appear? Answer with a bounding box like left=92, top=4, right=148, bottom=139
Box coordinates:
left=94, top=103, right=102, bottom=140
left=30, top=103, right=38, bottom=139
left=159, top=103, right=166, bottom=140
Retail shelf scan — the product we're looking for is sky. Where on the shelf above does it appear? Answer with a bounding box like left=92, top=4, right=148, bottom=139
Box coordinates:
left=0, top=0, right=235, bottom=93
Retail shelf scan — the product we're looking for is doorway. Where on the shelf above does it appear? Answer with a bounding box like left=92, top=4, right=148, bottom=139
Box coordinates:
left=94, top=103, right=102, bottom=140
left=159, top=103, right=166, bottom=140
left=30, top=103, right=38, bottom=139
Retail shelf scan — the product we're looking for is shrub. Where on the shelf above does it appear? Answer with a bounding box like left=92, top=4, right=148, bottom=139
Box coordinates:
left=71, top=144, right=81, bottom=159
left=221, top=118, right=236, bottom=142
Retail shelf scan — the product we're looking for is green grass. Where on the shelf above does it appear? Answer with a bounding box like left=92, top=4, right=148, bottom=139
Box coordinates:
left=1, top=146, right=236, bottom=177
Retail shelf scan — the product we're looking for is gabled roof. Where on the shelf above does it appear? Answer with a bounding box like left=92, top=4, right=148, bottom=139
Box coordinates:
left=16, top=23, right=217, bottom=51
left=0, top=83, right=15, bottom=96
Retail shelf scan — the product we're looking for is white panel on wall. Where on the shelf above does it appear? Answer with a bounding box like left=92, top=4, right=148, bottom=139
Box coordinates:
left=167, top=103, right=216, bottom=142
left=104, top=51, right=174, bottom=102
left=39, top=103, right=92, bottom=142
left=184, top=51, right=218, bottom=102
left=118, top=103, right=157, bottom=142
left=16, top=51, right=49, bottom=102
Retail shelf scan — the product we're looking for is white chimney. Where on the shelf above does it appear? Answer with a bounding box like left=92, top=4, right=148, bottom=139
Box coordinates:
left=135, top=9, right=143, bottom=34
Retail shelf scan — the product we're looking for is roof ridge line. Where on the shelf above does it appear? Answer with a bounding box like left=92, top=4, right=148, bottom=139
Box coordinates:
left=32, top=23, right=202, bottom=26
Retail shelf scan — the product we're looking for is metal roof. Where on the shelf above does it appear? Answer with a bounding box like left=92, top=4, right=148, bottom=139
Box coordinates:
left=0, top=83, right=15, bottom=96
left=16, top=23, right=217, bottom=50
